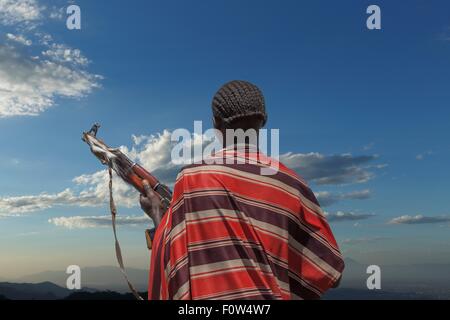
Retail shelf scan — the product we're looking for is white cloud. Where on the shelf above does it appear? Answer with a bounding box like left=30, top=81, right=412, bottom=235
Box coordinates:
left=72, top=169, right=139, bottom=210
left=280, top=152, right=379, bottom=185
left=35, top=32, right=52, bottom=45
left=388, top=215, right=450, bottom=225
left=0, top=0, right=42, bottom=26
left=17, top=231, right=40, bottom=237
left=0, top=130, right=184, bottom=216
left=48, top=6, right=64, bottom=20
left=416, top=151, right=433, bottom=161
left=315, top=189, right=371, bottom=207
left=325, top=211, right=375, bottom=222
left=342, top=237, right=390, bottom=245
left=0, top=45, right=101, bottom=117
left=69, top=130, right=205, bottom=208
left=363, top=142, right=374, bottom=151
left=42, top=43, right=90, bottom=66
left=342, top=189, right=371, bottom=200
left=6, top=33, right=32, bottom=45
left=0, top=189, right=99, bottom=217
left=0, top=1, right=102, bottom=117
left=48, top=215, right=152, bottom=229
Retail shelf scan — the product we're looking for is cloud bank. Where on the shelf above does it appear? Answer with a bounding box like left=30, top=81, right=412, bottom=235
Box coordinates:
left=342, top=237, right=390, bottom=245
left=0, top=0, right=101, bottom=117
left=0, top=129, right=382, bottom=220
left=280, top=152, right=378, bottom=185
left=0, top=189, right=98, bottom=216
left=48, top=214, right=152, bottom=229
left=325, top=211, right=375, bottom=222
left=6, top=33, right=32, bottom=45
left=0, top=0, right=42, bottom=27
left=0, top=45, right=101, bottom=117
left=315, top=189, right=371, bottom=207
left=388, top=215, right=450, bottom=225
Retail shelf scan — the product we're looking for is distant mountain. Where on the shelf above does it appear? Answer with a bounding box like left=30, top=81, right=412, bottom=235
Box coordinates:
left=3, top=259, right=449, bottom=300
left=340, top=258, right=450, bottom=293
left=323, top=288, right=437, bottom=300
left=0, top=282, right=72, bottom=300
left=0, top=281, right=444, bottom=300
left=65, top=291, right=147, bottom=300
left=339, top=258, right=369, bottom=288
left=66, top=289, right=438, bottom=300
left=17, top=266, right=148, bottom=293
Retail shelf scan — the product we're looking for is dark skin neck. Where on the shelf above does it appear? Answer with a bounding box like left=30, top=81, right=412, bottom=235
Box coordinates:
left=213, top=116, right=264, bottom=148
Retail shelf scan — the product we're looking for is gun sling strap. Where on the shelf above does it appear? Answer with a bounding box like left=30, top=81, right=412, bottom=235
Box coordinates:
left=108, top=166, right=144, bottom=301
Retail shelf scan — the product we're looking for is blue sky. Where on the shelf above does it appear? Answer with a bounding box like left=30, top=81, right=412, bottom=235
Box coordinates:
left=0, top=0, right=450, bottom=279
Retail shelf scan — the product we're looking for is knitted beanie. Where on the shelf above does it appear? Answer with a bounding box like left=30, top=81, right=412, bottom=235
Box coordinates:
left=212, top=80, right=267, bottom=126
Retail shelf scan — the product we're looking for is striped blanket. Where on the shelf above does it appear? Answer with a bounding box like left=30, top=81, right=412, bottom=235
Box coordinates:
left=149, top=146, right=344, bottom=300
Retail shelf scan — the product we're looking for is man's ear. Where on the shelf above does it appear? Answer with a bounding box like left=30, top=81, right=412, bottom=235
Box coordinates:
left=258, top=118, right=265, bottom=129
left=213, top=116, right=223, bottom=130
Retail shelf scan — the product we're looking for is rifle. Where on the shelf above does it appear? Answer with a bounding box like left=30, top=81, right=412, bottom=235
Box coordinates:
left=82, top=123, right=172, bottom=212
left=82, top=123, right=172, bottom=300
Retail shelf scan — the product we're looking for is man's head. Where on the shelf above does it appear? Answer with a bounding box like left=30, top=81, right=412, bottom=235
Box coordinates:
left=212, top=80, right=267, bottom=132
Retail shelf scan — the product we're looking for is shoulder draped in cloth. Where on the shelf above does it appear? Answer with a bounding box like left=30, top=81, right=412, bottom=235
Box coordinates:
left=148, top=146, right=344, bottom=300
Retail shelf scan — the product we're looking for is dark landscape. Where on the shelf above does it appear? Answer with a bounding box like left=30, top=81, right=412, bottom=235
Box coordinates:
left=1, top=259, right=449, bottom=300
